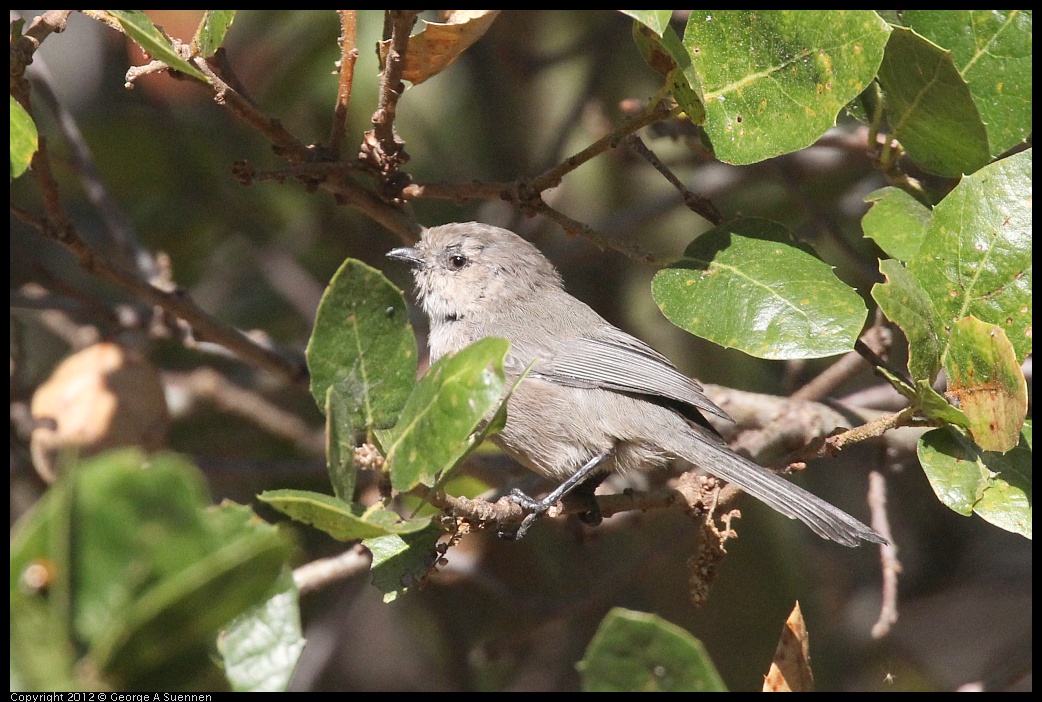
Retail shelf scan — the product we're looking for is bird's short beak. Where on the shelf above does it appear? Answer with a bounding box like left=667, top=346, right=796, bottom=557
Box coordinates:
left=386, top=246, right=422, bottom=266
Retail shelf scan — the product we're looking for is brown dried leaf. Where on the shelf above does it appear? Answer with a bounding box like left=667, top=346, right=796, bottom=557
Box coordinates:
left=763, top=601, right=814, bottom=692
left=379, top=10, right=501, bottom=86
left=30, top=343, right=169, bottom=481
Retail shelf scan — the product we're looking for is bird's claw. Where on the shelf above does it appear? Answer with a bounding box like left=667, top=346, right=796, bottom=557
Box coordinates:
left=505, top=488, right=543, bottom=511
left=499, top=489, right=552, bottom=540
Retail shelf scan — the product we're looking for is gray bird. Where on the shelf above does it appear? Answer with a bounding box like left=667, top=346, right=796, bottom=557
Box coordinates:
left=388, top=222, right=885, bottom=546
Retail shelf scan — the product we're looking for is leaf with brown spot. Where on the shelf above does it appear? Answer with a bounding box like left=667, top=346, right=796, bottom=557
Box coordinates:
left=944, top=316, right=1027, bottom=453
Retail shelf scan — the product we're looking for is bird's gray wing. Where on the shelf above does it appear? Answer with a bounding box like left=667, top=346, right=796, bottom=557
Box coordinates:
left=516, top=327, right=734, bottom=423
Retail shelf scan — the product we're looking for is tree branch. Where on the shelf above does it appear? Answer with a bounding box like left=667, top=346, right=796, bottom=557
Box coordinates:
left=359, top=10, right=418, bottom=187
left=329, top=10, right=359, bottom=157
left=868, top=470, right=900, bottom=638
left=293, top=544, right=371, bottom=595
left=401, top=102, right=681, bottom=260
left=791, top=311, right=895, bottom=402
left=625, top=134, right=723, bottom=225
left=12, top=194, right=306, bottom=383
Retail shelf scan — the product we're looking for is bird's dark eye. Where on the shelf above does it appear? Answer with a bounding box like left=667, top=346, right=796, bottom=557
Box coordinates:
left=448, top=254, right=468, bottom=270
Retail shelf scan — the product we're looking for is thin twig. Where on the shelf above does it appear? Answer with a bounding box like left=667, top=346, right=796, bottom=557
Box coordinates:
left=876, top=138, right=928, bottom=203
left=10, top=11, right=73, bottom=101
left=194, top=52, right=422, bottom=241
left=373, top=10, right=416, bottom=149
left=402, top=104, right=679, bottom=204
left=193, top=57, right=316, bottom=163
left=12, top=204, right=306, bottom=383
left=27, top=54, right=162, bottom=282
left=855, top=336, right=915, bottom=390
left=11, top=284, right=104, bottom=349
left=529, top=102, right=679, bottom=193
left=401, top=103, right=681, bottom=260
left=359, top=10, right=418, bottom=182
left=293, top=544, right=372, bottom=595
left=400, top=180, right=513, bottom=201
left=818, top=407, right=931, bottom=457
left=625, top=134, right=723, bottom=225
left=791, top=313, right=892, bottom=402
left=164, top=369, right=324, bottom=454
left=868, top=471, right=900, bottom=638
left=527, top=200, right=660, bottom=263
left=415, top=482, right=681, bottom=531
left=329, top=10, right=358, bottom=157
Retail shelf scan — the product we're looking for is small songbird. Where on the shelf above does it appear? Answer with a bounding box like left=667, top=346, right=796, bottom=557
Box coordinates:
left=388, top=222, right=885, bottom=546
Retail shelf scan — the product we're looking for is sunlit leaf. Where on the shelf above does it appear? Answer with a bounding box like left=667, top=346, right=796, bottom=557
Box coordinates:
left=653, top=219, right=867, bottom=359
left=633, top=22, right=706, bottom=123
left=377, top=337, right=509, bottom=492
left=944, top=316, right=1028, bottom=453
left=872, top=259, right=942, bottom=382
left=862, top=186, right=932, bottom=262
left=909, top=149, right=1032, bottom=364
left=620, top=10, right=673, bottom=36
left=259, top=489, right=430, bottom=541
left=10, top=96, right=38, bottom=181
left=191, top=10, right=236, bottom=59
left=220, top=570, right=305, bottom=692
left=307, top=258, right=417, bottom=429
left=365, top=526, right=443, bottom=603
left=683, top=11, right=890, bottom=164
left=379, top=11, right=500, bottom=86
left=918, top=425, right=1031, bottom=538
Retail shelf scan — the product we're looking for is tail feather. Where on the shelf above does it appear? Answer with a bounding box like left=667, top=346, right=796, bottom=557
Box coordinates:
left=679, top=429, right=885, bottom=547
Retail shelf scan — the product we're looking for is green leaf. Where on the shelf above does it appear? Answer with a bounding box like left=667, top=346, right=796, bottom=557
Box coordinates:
left=9, top=589, right=83, bottom=691
left=307, top=258, right=417, bottom=430
left=682, top=10, right=890, bottom=164
left=377, top=337, right=509, bottom=492
left=943, top=317, right=1028, bottom=453
left=877, top=26, right=990, bottom=176
left=10, top=475, right=81, bottom=691
left=862, top=186, right=933, bottom=262
left=422, top=363, right=529, bottom=506
left=92, top=501, right=290, bottom=689
left=9, top=450, right=291, bottom=691
left=918, top=425, right=1031, bottom=539
left=916, top=379, right=971, bottom=428
left=875, top=369, right=970, bottom=429
left=106, top=10, right=209, bottom=82
left=579, top=608, right=727, bottom=692
left=365, top=526, right=443, bottom=603
left=325, top=383, right=360, bottom=502
left=904, top=10, right=1032, bottom=157
left=652, top=218, right=867, bottom=359
left=908, top=149, right=1032, bottom=364
left=259, top=489, right=430, bottom=541
left=220, top=569, right=305, bottom=692
left=872, top=259, right=942, bottom=381
left=620, top=10, right=672, bottom=36
left=64, top=452, right=215, bottom=645
left=191, top=10, right=237, bottom=59
left=10, top=96, right=38, bottom=181
left=632, top=22, right=706, bottom=123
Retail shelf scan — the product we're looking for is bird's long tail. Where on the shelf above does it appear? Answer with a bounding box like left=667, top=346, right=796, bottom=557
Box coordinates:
left=677, top=426, right=886, bottom=547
